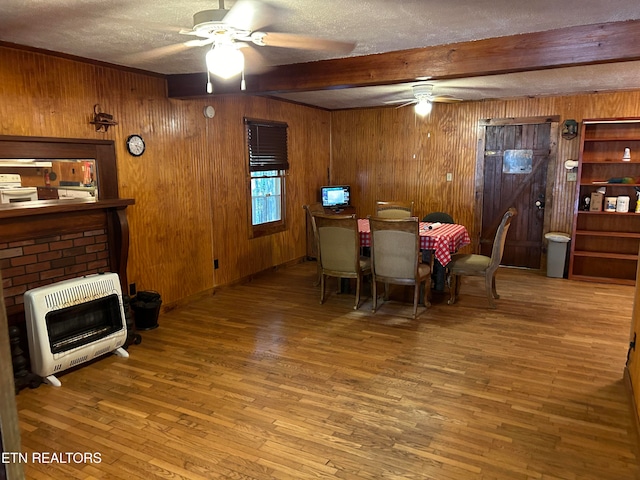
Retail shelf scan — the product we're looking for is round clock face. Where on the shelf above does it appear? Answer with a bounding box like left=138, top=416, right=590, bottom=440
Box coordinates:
left=126, top=134, right=145, bottom=156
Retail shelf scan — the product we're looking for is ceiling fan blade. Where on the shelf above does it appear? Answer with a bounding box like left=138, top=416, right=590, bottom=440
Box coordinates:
left=384, top=99, right=415, bottom=105
left=238, top=44, right=271, bottom=74
left=224, top=0, right=279, bottom=33
left=432, top=96, right=463, bottom=103
left=120, top=39, right=213, bottom=63
left=258, top=32, right=356, bottom=53
left=394, top=100, right=418, bottom=109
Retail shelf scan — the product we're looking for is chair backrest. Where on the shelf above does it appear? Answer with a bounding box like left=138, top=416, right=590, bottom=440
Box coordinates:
left=422, top=211, right=454, bottom=224
left=313, top=213, right=360, bottom=274
left=303, top=202, right=325, bottom=217
left=304, top=203, right=326, bottom=258
left=369, top=216, right=421, bottom=280
left=488, top=208, right=517, bottom=270
left=375, top=201, right=415, bottom=219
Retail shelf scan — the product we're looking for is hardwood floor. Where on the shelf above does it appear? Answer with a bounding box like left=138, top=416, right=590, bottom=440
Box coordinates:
left=15, top=261, right=640, bottom=479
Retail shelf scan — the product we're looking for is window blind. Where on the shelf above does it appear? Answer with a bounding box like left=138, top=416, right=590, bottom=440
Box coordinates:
left=245, top=119, right=289, bottom=172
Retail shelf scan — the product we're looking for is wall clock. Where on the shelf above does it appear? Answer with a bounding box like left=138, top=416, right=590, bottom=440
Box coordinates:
left=126, top=134, right=145, bottom=157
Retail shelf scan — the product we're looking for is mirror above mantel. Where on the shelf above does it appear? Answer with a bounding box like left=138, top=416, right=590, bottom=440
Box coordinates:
left=0, top=135, right=123, bottom=208
left=0, top=158, right=98, bottom=203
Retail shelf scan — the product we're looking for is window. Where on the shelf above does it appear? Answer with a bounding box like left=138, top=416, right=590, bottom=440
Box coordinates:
left=245, top=118, right=289, bottom=237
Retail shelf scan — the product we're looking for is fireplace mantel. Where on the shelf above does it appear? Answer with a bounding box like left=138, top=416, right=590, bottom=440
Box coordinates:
left=0, top=198, right=133, bottom=221
left=0, top=198, right=134, bottom=322
left=0, top=135, right=136, bottom=390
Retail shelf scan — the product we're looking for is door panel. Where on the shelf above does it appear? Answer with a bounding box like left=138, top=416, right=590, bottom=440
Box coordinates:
left=482, top=123, right=550, bottom=268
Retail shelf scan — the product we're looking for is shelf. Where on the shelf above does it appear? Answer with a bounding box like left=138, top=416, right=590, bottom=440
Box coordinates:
left=577, top=211, right=640, bottom=216
left=571, top=118, right=640, bottom=284
left=583, top=138, right=640, bottom=143
left=575, top=230, right=640, bottom=239
left=580, top=182, right=640, bottom=187
left=572, top=250, right=638, bottom=261
left=569, top=274, right=636, bottom=286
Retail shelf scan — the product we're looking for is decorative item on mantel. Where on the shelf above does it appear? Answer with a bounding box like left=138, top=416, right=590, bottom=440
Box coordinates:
left=623, top=147, right=632, bottom=162
left=89, top=104, right=118, bottom=132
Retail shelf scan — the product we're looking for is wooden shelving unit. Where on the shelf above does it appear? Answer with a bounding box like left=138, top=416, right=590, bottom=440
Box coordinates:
left=569, top=118, right=640, bottom=285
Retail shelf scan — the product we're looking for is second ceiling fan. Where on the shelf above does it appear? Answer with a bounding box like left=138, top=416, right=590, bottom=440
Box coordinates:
left=386, top=84, right=462, bottom=116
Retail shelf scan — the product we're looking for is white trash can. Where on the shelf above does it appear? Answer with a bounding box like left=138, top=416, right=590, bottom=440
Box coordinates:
left=544, top=232, right=571, bottom=278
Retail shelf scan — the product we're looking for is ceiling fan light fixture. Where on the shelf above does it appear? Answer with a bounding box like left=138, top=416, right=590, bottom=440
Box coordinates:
left=414, top=99, right=432, bottom=116
left=206, top=43, right=244, bottom=79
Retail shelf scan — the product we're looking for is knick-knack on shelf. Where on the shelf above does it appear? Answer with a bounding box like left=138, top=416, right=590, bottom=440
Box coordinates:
left=623, top=147, right=631, bottom=162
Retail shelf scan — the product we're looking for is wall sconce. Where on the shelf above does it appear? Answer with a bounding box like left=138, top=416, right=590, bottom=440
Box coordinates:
left=564, top=160, right=579, bottom=170
left=89, top=104, right=118, bottom=132
left=562, top=119, right=578, bottom=140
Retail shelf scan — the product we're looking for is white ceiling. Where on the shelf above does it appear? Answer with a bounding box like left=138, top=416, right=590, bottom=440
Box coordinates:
left=2, top=0, right=640, bottom=109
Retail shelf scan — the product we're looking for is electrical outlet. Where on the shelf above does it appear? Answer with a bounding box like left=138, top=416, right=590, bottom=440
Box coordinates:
left=446, top=172, right=453, bottom=182
left=567, top=171, right=577, bottom=182
left=129, top=283, right=136, bottom=296
left=214, top=259, right=219, bottom=269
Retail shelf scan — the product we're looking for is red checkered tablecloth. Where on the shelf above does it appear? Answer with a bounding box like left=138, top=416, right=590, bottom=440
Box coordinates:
left=358, top=219, right=471, bottom=266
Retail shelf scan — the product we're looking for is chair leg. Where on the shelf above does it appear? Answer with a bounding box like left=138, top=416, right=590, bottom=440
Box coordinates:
left=319, top=274, right=326, bottom=304
left=354, top=275, right=361, bottom=310
left=491, top=273, right=500, bottom=299
left=448, top=274, right=458, bottom=305
left=485, top=275, right=497, bottom=309
left=372, top=278, right=378, bottom=312
left=313, top=262, right=321, bottom=287
left=423, top=280, right=431, bottom=308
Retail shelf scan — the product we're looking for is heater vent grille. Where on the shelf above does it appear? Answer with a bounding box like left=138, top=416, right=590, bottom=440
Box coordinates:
left=94, top=345, right=112, bottom=357
left=44, top=276, right=118, bottom=310
left=69, top=355, right=89, bottom=366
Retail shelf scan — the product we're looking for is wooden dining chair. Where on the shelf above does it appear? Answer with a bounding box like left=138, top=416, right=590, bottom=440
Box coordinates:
left=375, top=201, right=414, bottom=219
left=313, top=213, right=371, bottom=310
left=369, top=216, right=431, bottom=319
left=421, top=211, right=455, bottom=291
left=447, top=208, right=517, bottom=308
left=303, top=203, right=325, bottom=286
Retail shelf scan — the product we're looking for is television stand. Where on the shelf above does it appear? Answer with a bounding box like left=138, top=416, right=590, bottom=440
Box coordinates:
left=325, top=205, right=355, bottom=215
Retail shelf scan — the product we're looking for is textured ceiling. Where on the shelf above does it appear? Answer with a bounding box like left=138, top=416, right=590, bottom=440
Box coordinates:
left=2, top=0, right=640, bottom=109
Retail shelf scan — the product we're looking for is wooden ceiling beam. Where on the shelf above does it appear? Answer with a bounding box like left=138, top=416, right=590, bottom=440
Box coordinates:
left=167, top=19, right=640, bottom=99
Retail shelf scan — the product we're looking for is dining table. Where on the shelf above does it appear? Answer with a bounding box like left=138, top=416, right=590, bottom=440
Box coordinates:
left=357, top=218, right=471, bottom=266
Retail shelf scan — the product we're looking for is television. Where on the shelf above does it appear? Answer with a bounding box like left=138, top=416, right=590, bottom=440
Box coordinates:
left=321, top=185, right=351, bottom=209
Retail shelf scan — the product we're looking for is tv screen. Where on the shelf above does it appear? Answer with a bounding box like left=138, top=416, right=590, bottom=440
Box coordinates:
left=321, top=185, right=351, bottom=208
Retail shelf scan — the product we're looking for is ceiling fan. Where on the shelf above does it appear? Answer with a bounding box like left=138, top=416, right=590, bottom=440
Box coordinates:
left=173, top=0, right=356, bottom=92
left=386, top=84, right=462, bottom=116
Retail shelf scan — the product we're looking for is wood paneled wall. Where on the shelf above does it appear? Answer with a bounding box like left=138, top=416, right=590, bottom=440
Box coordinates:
left=0, top=46, right=329, bottom=308
left=330, top=92, right=640, bottom=249
left=4, top=43, right=640, bottom=309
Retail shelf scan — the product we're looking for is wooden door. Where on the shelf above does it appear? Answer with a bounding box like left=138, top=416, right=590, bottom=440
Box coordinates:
left=480, top=121, right=553, bottom=268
